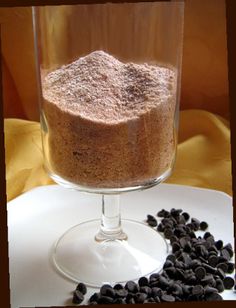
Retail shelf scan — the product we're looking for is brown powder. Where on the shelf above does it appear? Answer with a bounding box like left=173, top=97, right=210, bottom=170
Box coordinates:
left=42, top=50, right=177, bottom=188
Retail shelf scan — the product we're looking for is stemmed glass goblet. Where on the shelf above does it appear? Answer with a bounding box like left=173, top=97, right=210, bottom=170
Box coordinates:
left=33, top=1, right=184, bottom=287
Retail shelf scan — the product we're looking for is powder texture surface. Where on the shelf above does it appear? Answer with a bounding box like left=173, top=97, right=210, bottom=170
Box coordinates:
left=42, top=50, right=177, bottom=188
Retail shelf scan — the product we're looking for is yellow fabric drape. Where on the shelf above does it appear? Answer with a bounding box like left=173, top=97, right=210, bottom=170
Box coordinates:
left=167, top=110, right=232, bottom=195
left=4, top=120, right=54, bottom=201
left=4, top=109, right=232, bottom=202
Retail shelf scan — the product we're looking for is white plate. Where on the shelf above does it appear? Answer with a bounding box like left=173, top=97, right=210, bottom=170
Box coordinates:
left=7, top=183, right=236, bottom=307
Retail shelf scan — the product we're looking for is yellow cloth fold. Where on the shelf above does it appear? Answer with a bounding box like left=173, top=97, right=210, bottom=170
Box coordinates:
left=167, top=110, right=232, bottom=196
left=4, top=120, right=54, bottom=201
left=4, top=109, right=232, bottom=202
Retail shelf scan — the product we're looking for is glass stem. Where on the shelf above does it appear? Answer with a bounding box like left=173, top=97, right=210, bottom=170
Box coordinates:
left=95, top=194, right=127, bottom=242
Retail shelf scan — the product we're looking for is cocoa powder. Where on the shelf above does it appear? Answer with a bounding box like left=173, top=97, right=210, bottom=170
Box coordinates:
left=42, top=50, right=177, bottom=188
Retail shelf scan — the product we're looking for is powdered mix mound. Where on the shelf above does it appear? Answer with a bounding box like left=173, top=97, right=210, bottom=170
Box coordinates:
left=42, top=51, right=177, bottom=188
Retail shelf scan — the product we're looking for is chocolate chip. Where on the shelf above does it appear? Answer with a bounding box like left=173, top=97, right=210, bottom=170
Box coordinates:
left=200, top=221, right=208, bottom=231
left=171, top=283, right=183, bottom=296
left=223, top=276, right=235, bottom=289
left=157, top=223, right=164, bottom=232
left=203, top=232, right=212, bottom=240
left=170, top=235, right=179, bottom=244
left=164, top=267, right=176, bottom=279
left=163, top=260, right=174, bottom=269
left=177, top=215, right=186, bottom=225
left=175, top=260, right=185, bottom=269
left=134, top=292, right=148, bottom=303
left=189, top=231, right=197, bottom=239
left=140, top=286, right=152, bottom=296
left=202, top=263, right=217, bottom=275
left=195, top=266, right=206, bottom=280
left=172, top=242, right=181, bottom=253
left=218, top=256, right=229, bottom=264
left=208, top=255, right=219, bottom=267
left=157, top=209, right=169, bottom=218
left=215, top=240, right=223, bottom=250
left=159, top=276, right=171, bottom=289
left=204, top=286, right=218, bottom=294
left=215, top=279, right=225, bottom=292
left=113, top=283, right=123, bottom=290
left=104, top=287, right=116, bottom=298
left=151, top=287, right=162, bottom=298
left=195, top=245, right=208, bottom=258
left=189, top=259, right=202, bottom=270
left=180, top=237, right=190, bottom=249
left=174, top=226, right=186, bottom=238
left=164, top=228, right=174, bottom=239
left=162, top=218, right=173, bottom=227
left=208, top=245, right=218, bottom=254
left=220, top=249, right=231, bottom=261
left=138, top=276, right=149, bottom=287
left=205, top=293, right=223, bottom=301
left=89, top=293, right=100, bottom=303
left=216, top=268, right=226, bottom=280
left=186, top=223, right=194, bottom=231
left=223, top=243, right=234, bottom=258
left=72, top=290, right=84, bottom=304
left=217, top=262, right=228, bottom=273
left=189, top=253, right=197, bottom=261
left=208, top=249, right=217, bottom=256
left=182, top=285, right=192, bottom=295
left=183, top=243, right=192, bottom=253
left=100, top=284, right=113, bottom=296
left=166, top=254, right=176, bottom=263
left=186, top=274, right=198, bottom=285
left=98, top=296, right=114, bottom=304
left=170, top=208, right=183, bottom=217
left=154, top=295, right=161, bottom=302
left=192, top=284, right=204, bottom=296
left=116, top=288, right=128, bottom=298
left=147, top=214, right=157, bottom=227
left=125, top=292, right=134, bottom=303
left=149, top=273, right=160, bottom=283
left=185, top=226, right=191, bottom=234
left=162, top=270, right=171, bottom=279
left=201, top=274, right=215, bottom=286
left=191, top=218, right=200, bottom=230
left=182, top=212, right=190, bottom=222
left=150, top=281, right=160, bottom=288
left=180, top=252, right=192, bottom=266
left=226, top=262, right=235, bottom=274
left=175, top=249, right=184, bottom=259
left=75, top=282, right=87, bottom=295
left=175, top=268, right=186, bottom=281
left=161, top=294, right=176, bottom=302
left=125, top=280, right=139, bottom=293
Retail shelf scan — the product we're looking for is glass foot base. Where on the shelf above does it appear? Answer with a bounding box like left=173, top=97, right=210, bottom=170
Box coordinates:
left=52, top=219, right=169, bottom=287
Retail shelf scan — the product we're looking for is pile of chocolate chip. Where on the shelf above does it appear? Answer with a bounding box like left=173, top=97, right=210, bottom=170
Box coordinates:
left=72, top=208, right=235, bottom=305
